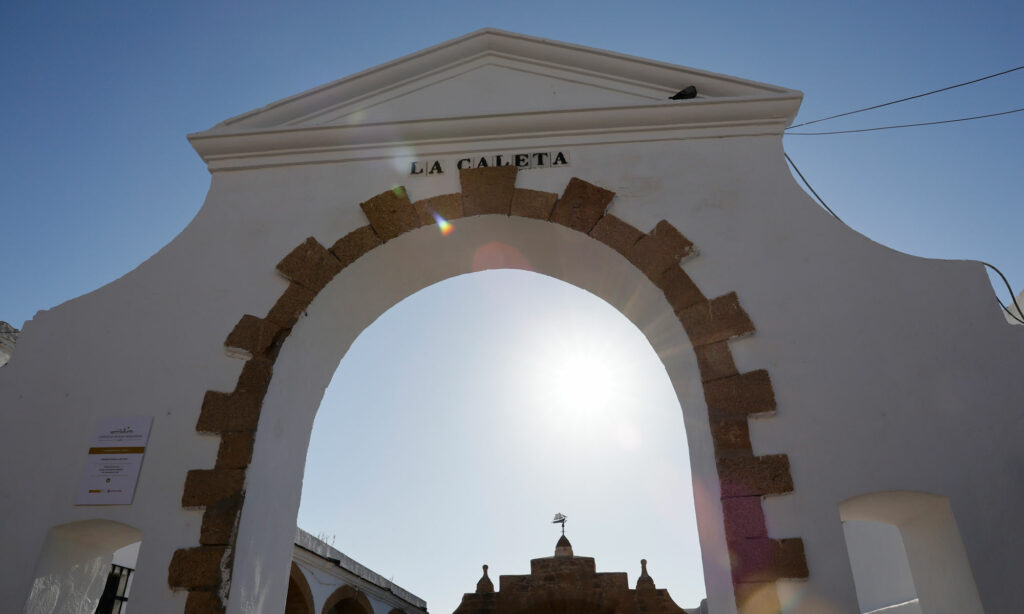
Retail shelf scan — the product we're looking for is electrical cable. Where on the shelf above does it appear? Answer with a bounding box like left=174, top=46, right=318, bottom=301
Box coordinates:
left=785, top=156, right=1023, bottom=324
left=981, top=262, right=1024, bottom=325
left=788, top=65, right=1024, bottom=129
left=786, top=107, right=1024, bottom=135
left=784, top=153, right=844, bottom=223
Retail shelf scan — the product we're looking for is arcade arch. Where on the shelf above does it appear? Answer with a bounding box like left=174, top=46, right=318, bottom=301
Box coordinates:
left=171, top=170, right=808, bottom=614
left=322, top=586, right=374, bottom=614
left=286, top=562, right=315, bottom=614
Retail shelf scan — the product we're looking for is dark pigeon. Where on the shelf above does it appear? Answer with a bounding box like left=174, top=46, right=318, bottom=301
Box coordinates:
left=669, top=85, right=697, bottom=100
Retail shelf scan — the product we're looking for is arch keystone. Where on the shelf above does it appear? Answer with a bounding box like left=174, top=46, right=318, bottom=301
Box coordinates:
left=460, top=166, right=518, bottom=216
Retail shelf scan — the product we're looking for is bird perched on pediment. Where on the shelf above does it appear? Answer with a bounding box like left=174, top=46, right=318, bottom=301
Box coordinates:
left=669, top=85, right=697, bottom=100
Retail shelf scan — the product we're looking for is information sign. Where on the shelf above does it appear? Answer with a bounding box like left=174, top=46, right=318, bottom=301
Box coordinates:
left=74, top=417, right=153, bottom=505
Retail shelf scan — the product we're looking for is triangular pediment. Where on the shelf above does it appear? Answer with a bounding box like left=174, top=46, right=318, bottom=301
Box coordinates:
left=189, top=29, right=801, bottom=169
left=200, top=28, right=798, bottom=133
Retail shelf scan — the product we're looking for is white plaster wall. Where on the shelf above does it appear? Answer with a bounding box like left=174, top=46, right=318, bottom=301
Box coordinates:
left=2, top=129, right=1022, bottom=614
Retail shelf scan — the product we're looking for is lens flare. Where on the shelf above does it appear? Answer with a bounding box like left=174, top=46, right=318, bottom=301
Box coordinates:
left=431, top=211, right=454, bottom=236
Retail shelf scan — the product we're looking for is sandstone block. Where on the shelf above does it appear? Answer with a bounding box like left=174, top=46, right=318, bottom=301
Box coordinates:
left=652, top=265, right=705, bottom=312
left=185, top=590, right=225, bottom=614
left=510, top=188, right=558, bottom=220
left=224, top=315, right=280, bottom=358
left=628, top=220, right=694, bottom=276
left=717, top=454, right=794, bottom=498
left=549, top=177, right=615, bottom=233
left=265, top=282, right=316, bottom=329
left=182, top=469, right=245, bottom=508
left=360, top=187, right=421, bottom=241
left=722, top=496, right=767, bottom=542
left=729, top=538, right=808, bottom=582
left=460, top=166, right=518, bottom=216
left=677, top=292, right=755, bottom=347
left=413, top=193, right=464, bottom=226
left=196, top=390, right=262, bottom=433
left=215, top=432, right=255, bottom=469
left=199, top=494, right=243, bottom=545
left=694, top=341, right=738, bottom=383
left=709, top=418, right=752, bottom=456
left=276, top=237, right=342, bottom=292
left=589, top=214, right=643, bottom=258
left=329, top=225, right=382, bottom=268
left=733, top=582, right=781, bottom=614
left=168, top=546, right=226, bottom=590
left=704, top=370, right=776, bottom=417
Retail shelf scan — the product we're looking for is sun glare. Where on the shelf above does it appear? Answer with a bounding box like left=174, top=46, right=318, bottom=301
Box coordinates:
left=524, top=327, right=642, bottom=449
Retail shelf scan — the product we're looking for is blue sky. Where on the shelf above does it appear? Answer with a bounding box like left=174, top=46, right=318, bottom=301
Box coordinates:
left=2, top=2, right=1021, bottom=611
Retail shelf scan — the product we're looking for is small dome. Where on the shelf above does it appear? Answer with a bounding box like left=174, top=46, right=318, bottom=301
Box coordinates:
left=476, top=564, right=494, bottom=594
left=554, top=534, right=574, bottom=557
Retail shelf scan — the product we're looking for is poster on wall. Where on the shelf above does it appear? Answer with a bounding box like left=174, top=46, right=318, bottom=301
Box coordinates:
left=74, top=417, right=153, bottom=505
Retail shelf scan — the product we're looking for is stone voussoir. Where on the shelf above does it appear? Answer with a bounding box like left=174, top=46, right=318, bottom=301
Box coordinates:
left=510, top=188, right=558, bottom=220
left=168, top=546, right=227, bottom=590
left=360, top=186, right=421, bottom=241
left=628, top=220, right=695, bottom=277
left=185, top=590, right=226, bottom=614
left=709, top=418, right=753, bottom=456
left=265, top=282, right=317, bottom=329
left=196, top=390, right=262, bottom=433
left=722, top=496, right=768, bottom=542
left=460, top=166, right=518, bottom=216
left=329, top=225, right=382, bottom=269
left=703, top=369, right=776, bottom=417
left=694, top=341, right=739, bottom=383
left=549, top=177, right=615, bottom=233
left=182, top=468, right=245, bottom=508
left=413, top=193, right=464, bottom=226
left=224, top=314, right=281, bottom=358
left=589, top=214, right=644, bottom=258
left=733, top=582, right=781, bottom=614
left=215, top=432, right=255, bottom=469
left=652, top=264, right=706, bottom=313
left=678, top=292, right=756, bottom=347
left=276, top=237, right=342, bottom=292
left=729, top=537, right=808, bottom=582
left=717, top=454, right=794, bottom=498
left=199, top=494, right=244, bottom=546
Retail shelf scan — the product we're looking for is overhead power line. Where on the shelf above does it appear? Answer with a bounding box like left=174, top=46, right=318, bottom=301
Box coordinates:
left=785, top=155, right=1024, bottom=324
left=784, top=153, right=843, bottom=222
left=786, top=106, right=1024, bottom=135
left=788, top=64, right=1024, bottom=129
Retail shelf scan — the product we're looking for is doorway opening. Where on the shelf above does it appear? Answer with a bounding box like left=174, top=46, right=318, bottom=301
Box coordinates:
left=840, top=491, right=983, bottom=614
left=23, top=519, right=141, bottom=614
left=297, top=269, right=707, bottom=614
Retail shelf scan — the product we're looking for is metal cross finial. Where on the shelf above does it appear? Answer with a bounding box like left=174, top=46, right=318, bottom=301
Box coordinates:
left=552, top=513, right=567, bottom=535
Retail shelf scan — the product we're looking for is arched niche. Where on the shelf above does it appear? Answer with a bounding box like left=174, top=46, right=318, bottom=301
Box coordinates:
left=839, top=491, right=984, bottom=614
left=24, top=519, right=142, bottom=614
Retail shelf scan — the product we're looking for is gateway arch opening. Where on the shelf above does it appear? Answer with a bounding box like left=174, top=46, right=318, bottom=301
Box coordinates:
left=297, top=269, right=708, bottom=614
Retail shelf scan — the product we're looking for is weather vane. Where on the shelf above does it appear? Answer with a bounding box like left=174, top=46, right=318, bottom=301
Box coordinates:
left=552, top=512, right=567, bottom=535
